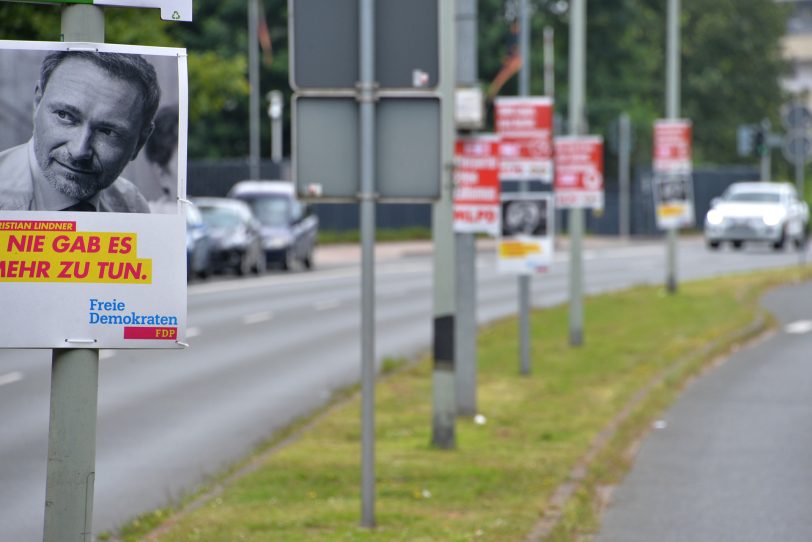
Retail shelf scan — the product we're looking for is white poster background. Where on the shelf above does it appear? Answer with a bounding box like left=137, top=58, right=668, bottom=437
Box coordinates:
left=497, top=193, right=554, bottom=275
left=0, top=41, right=188, bottom=349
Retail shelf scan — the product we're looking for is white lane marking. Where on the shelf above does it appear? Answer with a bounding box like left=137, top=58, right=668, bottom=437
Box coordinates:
left=0, top=371, right=23, bottom=387
left=314, top=299, right=341, bottom=311
left=186, top=327, right=201, bottom=338
left=785, top=320, right=812, bottom=334
left=100, top=350, right=116, bottom=360
left=243, top=311, right=273, bottom=325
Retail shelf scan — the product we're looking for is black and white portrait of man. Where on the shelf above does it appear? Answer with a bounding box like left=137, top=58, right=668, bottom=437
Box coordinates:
left=0, top=45, right=182, bottom=213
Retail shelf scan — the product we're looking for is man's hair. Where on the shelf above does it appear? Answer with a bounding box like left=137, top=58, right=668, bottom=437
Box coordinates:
left=39, top=51, right=161, bottom=133
left=145, top=104, right=179, bottom=170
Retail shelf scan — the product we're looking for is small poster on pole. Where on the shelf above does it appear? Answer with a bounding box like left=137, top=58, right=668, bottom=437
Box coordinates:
left=497, top=192, right=554, bottom=275
left=653, top=119, right=694, bottom=229
left=494, top=96, right=554, bottom=183
left=0, top=41, right=188, bottom=349
left=453, top=134, right=500, bottom=236
left=554, top=135, right=604, bottom=210
left=7, top=0, right=193, bottom=21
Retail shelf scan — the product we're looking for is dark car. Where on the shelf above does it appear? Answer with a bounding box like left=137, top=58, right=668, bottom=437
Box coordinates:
left=193, top=197, right=266, bottom=276
left=227, top=180, right=319, bottom=270
left=185, top=202, right=213, bottom=281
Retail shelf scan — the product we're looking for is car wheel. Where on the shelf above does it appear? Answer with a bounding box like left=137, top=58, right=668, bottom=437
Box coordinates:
left=707, top=240, right=720, bottom=250
left=236, top=252, right=251, bottom=276
left=281, top=249, right=294, bottom=271
left=772, top=228, right=786, bottom=251
left=731, top=240, right=743, bottom=250
left=303, top=248, right=314, bottom=270
left=253, top=250, right=267, bottom=275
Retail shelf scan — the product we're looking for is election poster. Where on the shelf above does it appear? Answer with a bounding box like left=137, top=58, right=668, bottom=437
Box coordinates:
left=494, top=96, right=554, bottom=183
left=497, top=192, right=554, bottom=275
left=453, top=134, right=500, bottom=236
left=653, top=119, right=695, bottom=229
left=554, top=135, right=605, bottom=210
left=0, top=41, right=188, bottom=348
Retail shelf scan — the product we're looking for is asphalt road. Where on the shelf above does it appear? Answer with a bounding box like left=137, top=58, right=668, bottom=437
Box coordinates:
left=0, top=236, right=808, bottom=541
left=596, top=279, right=812, bottom=542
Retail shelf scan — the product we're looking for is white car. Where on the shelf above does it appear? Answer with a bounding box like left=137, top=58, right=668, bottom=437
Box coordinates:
left=704, top=182, right=809, bottom=250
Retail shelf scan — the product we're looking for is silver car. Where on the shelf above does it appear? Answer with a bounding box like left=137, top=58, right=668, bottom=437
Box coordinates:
left=704, top=182, right=809, bottom=250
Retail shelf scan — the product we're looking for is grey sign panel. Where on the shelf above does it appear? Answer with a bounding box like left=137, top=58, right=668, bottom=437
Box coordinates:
left=376, top=98, right=441, bottom=199
left=376, top=0, right=439, bottom=89
left=294, top=96, right=441, bottom=201
left=294, top=97, right=360, bottom=199
left=290, top=0, right=359, bottom=90
left=290, top=0, right=438, bottom=90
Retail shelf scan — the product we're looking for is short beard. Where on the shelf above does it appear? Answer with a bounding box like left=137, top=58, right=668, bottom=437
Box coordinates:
left=43, top=169, right=102, bottom=201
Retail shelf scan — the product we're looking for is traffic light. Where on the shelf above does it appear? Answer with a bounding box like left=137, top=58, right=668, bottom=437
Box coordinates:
left=754, top=128, right=767, bottom=156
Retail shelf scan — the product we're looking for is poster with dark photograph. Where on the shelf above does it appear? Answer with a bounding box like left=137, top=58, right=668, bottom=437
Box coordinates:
left=497, top=192, right=554, bottom=275
left=0, top=41, right=188, bottom=349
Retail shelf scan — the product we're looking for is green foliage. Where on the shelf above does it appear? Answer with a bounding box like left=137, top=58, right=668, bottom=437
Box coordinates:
left=0, top=0, right=791, bottom=165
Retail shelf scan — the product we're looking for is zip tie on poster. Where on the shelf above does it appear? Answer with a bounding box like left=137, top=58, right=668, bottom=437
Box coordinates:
left=66, top=45, right=100, bottom=52
left=176, top=341, right=190, bottom=348
left=64, top=338, right=98, bottom=345
left=178, top=197, right=193, bottom=205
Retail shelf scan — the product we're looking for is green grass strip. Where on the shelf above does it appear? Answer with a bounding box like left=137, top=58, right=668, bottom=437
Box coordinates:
left=117, top=266, right=810, bottom=542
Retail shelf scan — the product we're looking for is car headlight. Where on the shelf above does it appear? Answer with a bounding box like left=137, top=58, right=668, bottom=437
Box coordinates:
left=762, top=211, right=783, bottom=227
left=706, top=210, right=723, bottom=226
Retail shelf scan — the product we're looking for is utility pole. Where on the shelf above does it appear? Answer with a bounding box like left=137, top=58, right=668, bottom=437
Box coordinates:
left=455, top=0, right=479, bottom=417
left=568, top=0, right=586, bottom=346
left=518, top=0, right=532, bottom=374
left=665, top=0, right=680, bottom=293
left=358, top=0, right=377, bottom=526
left=43, top=9, right=103, bottom=542
left=432, top=0, right=457, bottom=449
left=619, top=113, right=631, bottom=239
left=248, top=0, right=261, bottom=180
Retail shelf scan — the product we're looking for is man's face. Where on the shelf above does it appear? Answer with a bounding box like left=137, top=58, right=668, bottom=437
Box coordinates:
left=32, top=58, right=147, bottom=201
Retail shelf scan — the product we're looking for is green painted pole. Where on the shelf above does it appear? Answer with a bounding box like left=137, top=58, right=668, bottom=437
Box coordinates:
left=44, top=10, right=104, bottom=542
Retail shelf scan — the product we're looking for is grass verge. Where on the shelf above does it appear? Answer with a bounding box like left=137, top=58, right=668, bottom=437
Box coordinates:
left=120, top=266, right=810, bottom=542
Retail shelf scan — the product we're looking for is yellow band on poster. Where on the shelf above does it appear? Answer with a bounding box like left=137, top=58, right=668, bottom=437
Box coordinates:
left=499, top=240, right=543, bottom=258
left=0, top=231, right=152, bottom=284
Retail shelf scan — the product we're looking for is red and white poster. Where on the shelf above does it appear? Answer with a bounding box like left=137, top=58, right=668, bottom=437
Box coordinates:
left=554, top=136, right=604, bottom=209
left=653, top=119, right=692, bottom=173
left=653, top=119, right=694, bottom=229
left=494, top=97, right=554, bottom=182
left=453, top=135, right=501, bottom=235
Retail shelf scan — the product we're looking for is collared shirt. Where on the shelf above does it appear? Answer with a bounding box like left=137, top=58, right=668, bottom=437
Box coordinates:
left=28, top=142, right=100, bottom=211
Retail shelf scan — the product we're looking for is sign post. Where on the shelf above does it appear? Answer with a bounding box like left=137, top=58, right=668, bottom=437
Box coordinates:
left=289, top=0, right=443, bottom=523
left=494, top=96, right=554, bottom=374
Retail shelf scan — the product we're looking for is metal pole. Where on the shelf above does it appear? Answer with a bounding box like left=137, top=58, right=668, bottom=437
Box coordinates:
left=544, top=26, right=554, bottom=98
left=432, top=0, right=457, bottom=449
left=455, top=0, right=478, bottom=416
left=44, top=11, right=103, bottom=542
left=358, top=0, right=376, bottom=527
left=760, top=118, right=772, bottom=182
left=665, top=0, right=680, bottom=294
left=568, top=0, right=586, bottom=346
left=619, top=112, right=631, bottom=239
left=248, top=0, right=261, bottom=179
left=517, top=0, right=532, bottom=373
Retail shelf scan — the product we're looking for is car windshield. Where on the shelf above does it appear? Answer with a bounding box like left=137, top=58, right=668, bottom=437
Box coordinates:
left=243, top=196, right=290, bottom=227
left=198, top=206, right=242, bottom=228
left=725, top=192, right=781, bottom=204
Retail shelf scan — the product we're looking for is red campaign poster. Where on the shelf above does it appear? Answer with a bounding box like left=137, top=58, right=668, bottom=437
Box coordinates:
left=554, top=135, right=604, bottom=210
left=453, top=134, right=501, bottom=235
left=494, top=97, right=554, bottom=182
left=653, top=119, right=692, bottom=173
